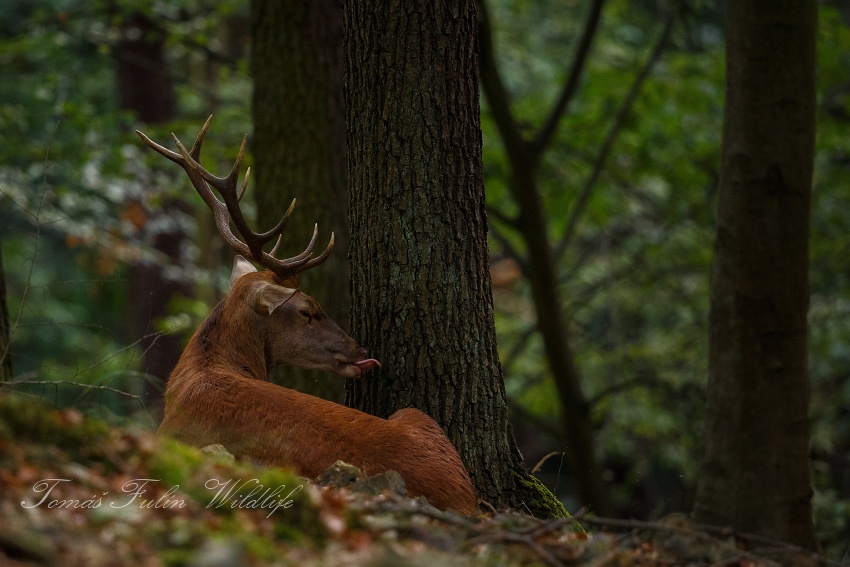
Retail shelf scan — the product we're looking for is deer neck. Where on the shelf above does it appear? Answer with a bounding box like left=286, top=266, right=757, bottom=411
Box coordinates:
left=183, top=297, right=271, bottom=382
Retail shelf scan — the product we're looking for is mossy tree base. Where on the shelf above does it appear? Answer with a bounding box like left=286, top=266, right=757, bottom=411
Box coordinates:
left=510, top=469, right=585, bottom=534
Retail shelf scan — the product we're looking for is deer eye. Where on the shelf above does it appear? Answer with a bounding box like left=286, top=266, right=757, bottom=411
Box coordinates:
left=299, top=309, right=312, bottom=320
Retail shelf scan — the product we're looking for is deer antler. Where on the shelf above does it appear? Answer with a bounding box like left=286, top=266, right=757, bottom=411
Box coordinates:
left=135, top=116, right=334, bottom=279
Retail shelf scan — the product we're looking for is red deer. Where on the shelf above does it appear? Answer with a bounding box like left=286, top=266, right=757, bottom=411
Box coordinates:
left=136, top=118, right=477, bottom=515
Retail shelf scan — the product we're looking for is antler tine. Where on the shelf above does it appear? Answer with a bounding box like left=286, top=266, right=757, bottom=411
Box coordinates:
left=138, top=118, right=257, bottom=264
left=254, top=197, right=296, bottom=245
left=269, top=234, right=283, bottom=257
left=271, top=224, right=334, bottom=275
left=136, top=128, right=226, bottom=225
left=135, top=130, right=183, bottom=164
left=264, top=200, right=296, bottom=258
left=298, top=232, right=335, bottom=271
left=135, top=115, right=211, bottom=164
left=187, top=115, right=213, bottom=160
left=237, top=167, right=250, bottom=201
left=285, top=223, right=321, bottom=265
left=171, top=132, right=267, bottom=258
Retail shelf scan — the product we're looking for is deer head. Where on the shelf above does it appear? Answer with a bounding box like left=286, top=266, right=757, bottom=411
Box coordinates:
left=229, top=256, right=379, bottom=378
left=136, top=117, right=379, bottom=379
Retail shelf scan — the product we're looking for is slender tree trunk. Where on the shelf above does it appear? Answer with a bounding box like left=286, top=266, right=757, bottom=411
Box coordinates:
left=511, top=167, right=611, bottom=515
left=251, top=0, right=349, bottom=402
left=113, top=12, right=188, bottom=413
left=344, top=0, right=565, bottom=516
left=477, top=0, right=610, bottom=514
left=0, top=243, right=12, bottom=381
left=693, top=1, right=817, bottom=548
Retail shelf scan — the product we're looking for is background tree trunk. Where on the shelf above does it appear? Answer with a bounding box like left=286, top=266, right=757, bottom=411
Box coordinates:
left=251, top=0, right=349, bottom=402
left=113, top=12, right=189, bottom=414
left=692, top=0, right=817, bottom=548
left=476, top=0, right=635, bottom=515
left=344, top=0, right=565, bottom=516
left=0, top=243, right=12, bottom=381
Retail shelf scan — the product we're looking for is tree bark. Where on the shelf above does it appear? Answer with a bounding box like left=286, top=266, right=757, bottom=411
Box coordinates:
left=693, top=0, right=817, bottom=549
left=344, top=0, right=565, bottom=516
left=251, top=0, right=349, bottom=402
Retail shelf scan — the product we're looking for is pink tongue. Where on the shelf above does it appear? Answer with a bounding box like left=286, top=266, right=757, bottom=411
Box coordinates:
left=353, top=359, right=381, bottom=372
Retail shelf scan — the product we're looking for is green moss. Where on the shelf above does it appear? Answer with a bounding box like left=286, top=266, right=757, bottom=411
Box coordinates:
left=146, top=438, right=215, bottom=506
left=148, top=437, right=325, bottom=545
left=148, top=439, right=204, bottom=486
left=221, top=520, right=279, bottom=562
left=157, top=547, right=196, bottom=567
left=0, top=393, right=109, bottom=457
left=513, top=470, right=585, bottom=533
left=255, top=467, right=321, bottom=536
left=1, top=394, right=326, bottom=542
left=0, top=392, right=330, bottom=563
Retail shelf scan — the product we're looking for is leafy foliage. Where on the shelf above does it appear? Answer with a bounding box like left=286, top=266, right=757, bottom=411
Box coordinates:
left=0, top=0, right=250, bottom=411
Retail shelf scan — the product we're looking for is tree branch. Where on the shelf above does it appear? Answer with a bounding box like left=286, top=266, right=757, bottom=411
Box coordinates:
left=488, top=221, right=528, bottom=273
left=485, top=203, right=521, bottom=230
left=507, top=399, right=564, bottom=441
left=530, top=0, right=607, bottom=158
left=586, top=375, right=659, bottom=408
left=555, top=9, right=677, bottom=261
left=499, top=323, right=538, bottom=377
left=478, top=0, right=528, bottom=163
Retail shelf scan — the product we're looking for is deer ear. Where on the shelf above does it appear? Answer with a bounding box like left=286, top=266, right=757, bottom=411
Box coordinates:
left=230, top=255, right=258, bottom=288
left=245, top=282, right=298, bottom=315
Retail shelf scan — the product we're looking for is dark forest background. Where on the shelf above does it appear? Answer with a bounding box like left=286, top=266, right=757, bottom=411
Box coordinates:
left=1, top=0, right=849, bottom=559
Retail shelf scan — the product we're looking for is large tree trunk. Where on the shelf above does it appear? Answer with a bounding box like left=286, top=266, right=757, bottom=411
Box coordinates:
left=344, top=0, right=564, bottom=516
left=113, top=12, right=188, bottom=414
left=251, top=0, right=349, bottom=402
left=692, top=1, right=817, bottom=548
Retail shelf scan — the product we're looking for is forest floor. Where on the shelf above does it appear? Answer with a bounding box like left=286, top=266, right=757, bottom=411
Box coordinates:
left=0, top=393, right=840, bottom=567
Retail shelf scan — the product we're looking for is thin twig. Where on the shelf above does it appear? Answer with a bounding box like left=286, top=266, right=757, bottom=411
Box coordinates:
left=5, top=380, right=140, bottom=400
left=531, top=451, right=562, bottom=474
left=531, top=0, right=607, bottom=157
left=500, top=324, right=537, bottom=377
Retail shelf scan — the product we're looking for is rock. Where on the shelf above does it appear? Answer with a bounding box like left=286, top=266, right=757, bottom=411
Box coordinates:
left=350, top=470, right=406, bottom=498
left=314, top=461, right=364, bottom=488
left=200, top=444, right=235, bottom=463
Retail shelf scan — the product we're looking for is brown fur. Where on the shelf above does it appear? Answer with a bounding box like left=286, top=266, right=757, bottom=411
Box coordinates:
left=160, top=268, right=477, bottom=514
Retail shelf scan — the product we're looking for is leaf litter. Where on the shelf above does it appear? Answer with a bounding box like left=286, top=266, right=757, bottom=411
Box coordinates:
left=0, top=393, right=838, bottom=567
